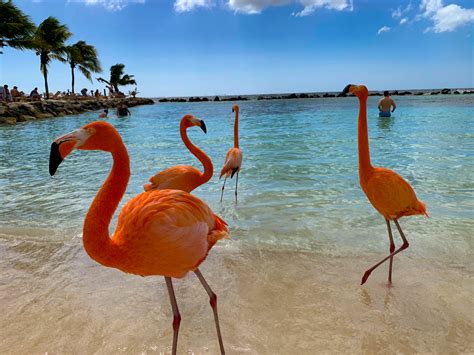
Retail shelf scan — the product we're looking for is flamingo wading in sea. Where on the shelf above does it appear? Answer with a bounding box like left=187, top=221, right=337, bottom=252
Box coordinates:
left=342, top=84, right=428, bottom=285
left=49, top=121, right=228, bottom=354
left=144, top=114, right=213, bottom=193
left=220, top=105, right=243, bottom=202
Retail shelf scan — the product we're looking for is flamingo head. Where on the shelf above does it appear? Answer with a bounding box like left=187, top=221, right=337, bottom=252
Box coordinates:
left=182, top=114, right=207, bottom=133
left=49, top=121, right=122, bottom=176
left=342, top=84, right=369, bottom=99
left=232, top=105, right=239, bottom=113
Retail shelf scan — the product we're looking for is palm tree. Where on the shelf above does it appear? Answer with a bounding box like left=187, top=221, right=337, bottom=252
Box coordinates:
left=65, top=41, right=102, bottom=94
left=97, top=64, right=137, bottom=93
left=0, top=0, right=35, bottom=54
left=29, top=17, right=71, bottom=99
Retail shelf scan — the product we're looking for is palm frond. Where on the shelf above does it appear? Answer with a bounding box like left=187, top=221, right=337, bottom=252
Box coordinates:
left=78, top=65, right=92, bottom=82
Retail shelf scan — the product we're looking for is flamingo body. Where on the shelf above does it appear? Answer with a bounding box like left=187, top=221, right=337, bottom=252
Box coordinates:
left=220, top=147, right=243, bottom=178
left=114, top=189, right=228, bottom=278
left=145, top=165, right=204, bottom=192
left=362, top=167, right=427, bottom=220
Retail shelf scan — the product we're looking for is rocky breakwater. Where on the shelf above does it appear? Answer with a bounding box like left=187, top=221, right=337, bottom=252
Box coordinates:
left=0, top=97, right=154, bottom=125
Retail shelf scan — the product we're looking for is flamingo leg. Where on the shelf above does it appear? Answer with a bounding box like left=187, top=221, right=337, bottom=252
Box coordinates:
left=386, top=218, right=395, bottom=284
left=194, top=269, right=225, bottom=355
left=220, top=176, right=227, bottom=202
left=165, top=277, right=181, bottom=355
left=234, top=172, right=239, bottom=203
left=361, top=219, right=409, bottom=285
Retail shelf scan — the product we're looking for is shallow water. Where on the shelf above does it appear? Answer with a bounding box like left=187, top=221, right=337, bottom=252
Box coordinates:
left=0, top=95, right=473, bottom=354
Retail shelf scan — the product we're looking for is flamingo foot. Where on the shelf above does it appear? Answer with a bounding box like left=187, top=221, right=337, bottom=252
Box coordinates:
left=361, top=270, right=372, bottom=285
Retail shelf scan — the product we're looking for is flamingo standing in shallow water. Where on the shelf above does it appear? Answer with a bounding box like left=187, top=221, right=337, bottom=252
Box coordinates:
left=342, top=84, right=428, bottom=285
left=49, top=121, right=228, bottom=355
left=220, top=105, right=243, bottom=202
left=144, top=114, right=213, bottom=193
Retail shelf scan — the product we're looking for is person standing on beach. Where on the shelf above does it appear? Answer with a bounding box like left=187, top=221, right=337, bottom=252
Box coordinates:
left=11, top=86, right=20, bottom=100
left=30, top=88, right=41, bottom=100
left=378, top=91, right=396, bottom=117
left=3, top=85, right=12, bottom=102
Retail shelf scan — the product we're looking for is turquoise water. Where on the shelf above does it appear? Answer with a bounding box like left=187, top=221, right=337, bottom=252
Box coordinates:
left=1, top=95, right=473, bottom=353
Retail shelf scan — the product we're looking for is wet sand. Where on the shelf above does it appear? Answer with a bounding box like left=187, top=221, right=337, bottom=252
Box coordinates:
left=1, top=233, right=472, bottom=354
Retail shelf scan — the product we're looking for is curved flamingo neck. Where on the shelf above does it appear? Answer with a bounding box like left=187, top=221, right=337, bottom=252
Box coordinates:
left=358, top=96, right=373, bottom=182
left=180, top=121, right=213, bottom=184
left=233, top=110, right=239, bottom=148
left=82, top=140, right=130, bottom=267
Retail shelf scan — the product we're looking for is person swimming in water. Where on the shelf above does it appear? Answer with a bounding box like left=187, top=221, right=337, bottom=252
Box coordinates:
left=116, top=102, right=131, bottom=117
left=378, top=91, right=396, bottom=117
left=98, top=109, right=108, bottom=118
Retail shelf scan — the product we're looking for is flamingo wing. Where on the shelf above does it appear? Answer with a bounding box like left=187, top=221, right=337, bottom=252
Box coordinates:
left=113, top=190, right=228, bottom=277
left=364, top=167, right=427, bottom=219
left=144, top=165, right=202, bottom=192
left=220, top=148, right=243, bottom=178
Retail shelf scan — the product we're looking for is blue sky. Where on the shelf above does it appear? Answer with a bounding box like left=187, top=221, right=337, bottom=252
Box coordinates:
left=1, top=0, right=473, bottom=97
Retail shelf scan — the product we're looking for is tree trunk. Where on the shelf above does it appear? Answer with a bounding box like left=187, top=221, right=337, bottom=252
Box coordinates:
left=43, top=67, right=49, bottom=100
left=114, top=84, right=119, bottom=93
left=71, top=65, right=75, bottom=94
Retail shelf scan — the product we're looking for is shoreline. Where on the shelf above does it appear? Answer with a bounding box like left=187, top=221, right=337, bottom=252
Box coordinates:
left=157, top=88, right=474, bottom=103
left=0, top=97, right=154, bottom=125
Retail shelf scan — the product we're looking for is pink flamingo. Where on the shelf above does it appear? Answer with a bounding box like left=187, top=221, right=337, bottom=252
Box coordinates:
left=220, top=105, right=243, bottom=202
left=49, top=121, right=228, bottom=354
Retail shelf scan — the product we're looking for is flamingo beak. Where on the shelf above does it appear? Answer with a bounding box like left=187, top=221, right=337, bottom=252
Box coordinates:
left=232, top=107, right=234, bottom=112
left=49, top=142, right=64, bottom=176
left=200, top=120, right=207, bottom=134
left=342, top=84, right=354, bottom=95
left=49, top=129, right=89, bottom=176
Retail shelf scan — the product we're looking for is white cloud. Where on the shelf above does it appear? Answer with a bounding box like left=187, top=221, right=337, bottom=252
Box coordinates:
left=174, top=0, right=214, bottom=12
left=377, top=26, right=390, bottom=35
left=392, top=7, right=402, bottom=18
left=400, top=17, right=408, bottom=24
left=392, top=2, right=412, bottom=19
left=294, top=0, right=353, bottom=16
left=421, top=0, right=474, bottom=32
left=175, top=0, right=352, bottom=15
left=72, top=0, right=145, bottom=11
left=227, top=0, right=289, bottom=14
left=420, top=0, right=442, bottom=14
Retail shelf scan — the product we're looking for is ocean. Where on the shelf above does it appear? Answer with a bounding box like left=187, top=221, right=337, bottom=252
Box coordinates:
left=0, top=94, right=472, bottom=354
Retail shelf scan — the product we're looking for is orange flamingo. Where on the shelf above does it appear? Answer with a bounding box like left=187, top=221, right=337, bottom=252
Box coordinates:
left=49, top=121, right=228, bottom=355
left=342, top=84, right=428, bottom=285
left=144, top=114, right=213, bottom=193
left=220, top=105, right=243, bottom=202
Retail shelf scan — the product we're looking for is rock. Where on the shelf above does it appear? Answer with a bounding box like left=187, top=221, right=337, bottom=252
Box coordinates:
left=441, top=88, right=451, bottom=94
left=214, top=96, right=220, bottom=101
left=0, top=117, right=17, bottom=124
left=430, top=91, right=440, bottom=95
left=453, top=90, right=460, bottom=95
left=37, top=113, right=54, bottom=119
left=0, top=97, right=154, bottom=124
left=18, top=115, right=36, bottom=122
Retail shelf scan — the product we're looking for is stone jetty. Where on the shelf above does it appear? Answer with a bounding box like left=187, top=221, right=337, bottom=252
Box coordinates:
left=0, top=97, right=154, bottom=125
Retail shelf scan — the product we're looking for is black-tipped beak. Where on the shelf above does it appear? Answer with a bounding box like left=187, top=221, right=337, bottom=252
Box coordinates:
left=342, top=84, right=353, bottom=95
left=49, top=142, right=63, bottom=176
left=232, top=108, right=235, bottom=112
left=200, top=120, right=207, bottom=134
